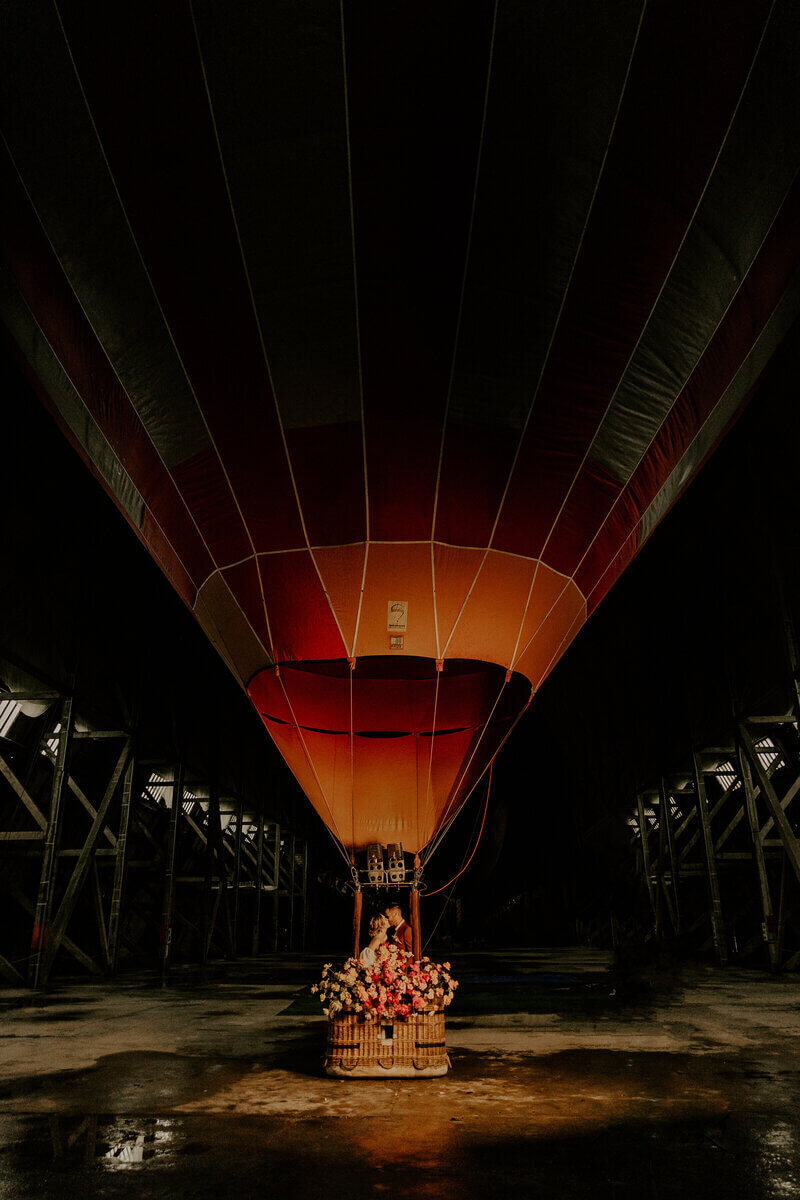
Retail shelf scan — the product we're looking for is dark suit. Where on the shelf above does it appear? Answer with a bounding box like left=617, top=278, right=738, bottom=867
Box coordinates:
left=393, top=920, right=414, bottom=954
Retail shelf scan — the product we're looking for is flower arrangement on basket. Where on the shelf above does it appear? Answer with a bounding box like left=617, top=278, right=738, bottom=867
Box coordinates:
left=311, top=943, right=458, bottom=1019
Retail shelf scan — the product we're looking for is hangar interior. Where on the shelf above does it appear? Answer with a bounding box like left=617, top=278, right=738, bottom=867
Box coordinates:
left=2, top=2, right=800, bottom=1197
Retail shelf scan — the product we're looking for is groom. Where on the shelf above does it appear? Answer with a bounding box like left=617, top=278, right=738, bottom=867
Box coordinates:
left=384, top=902, right=414, bottom=954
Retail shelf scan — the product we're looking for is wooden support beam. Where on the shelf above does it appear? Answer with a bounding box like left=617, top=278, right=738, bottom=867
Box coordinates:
left=201, top=791, right=213, bottom=969
left=233, top=796, right=243, bottom=957
left=272, top=825, right=280, bottom=952
left=692, top=753, right=727, bottom=966
left=673, top=797, right=699, bottom=842
left=658, top=777, right=679, bottom=934
left=108, top=754, right=135, bottom=975
left=73, top=730, right=129, bottom=740
left=30, top=697, right=74, bottom=988
left=740, top=724, right=800, bottom=886
left=655, top=792, right=666, bottom=938
left=10, top=883, right=102, bottom=977
left=252, top=811, right=264, bottom=955
left=712, top=753, right=790, bottom=852
left=160, top=764, right=184, bottom=984
left=738, top=738, right=778, bottom=971
left=131, top=807, right=162, bottom=857
left=0, top=950, right=24, bottom=984
left=39, top=739, right=131, bottom=983
left=636, top=795, right=657, bottom=929
left=759, top=774, right=800, bottom=840
left=182, top=804, right=266, bottom=881
left=272, top=825, right=281, bottom=945
left=42, top=745, right=117, bottom=847
left=56, top=848, right=116, bottom=857
left=0, top=752, right=48, bottom=831
left=679, top=775, right=742, bottom=863
left=208, top=786, right=234, bottom=957
left=90, top=860, right=110, bottom=971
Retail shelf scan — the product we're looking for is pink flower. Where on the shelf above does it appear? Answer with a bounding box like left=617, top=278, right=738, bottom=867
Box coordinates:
left=412, top=996, right=424, bottom=1010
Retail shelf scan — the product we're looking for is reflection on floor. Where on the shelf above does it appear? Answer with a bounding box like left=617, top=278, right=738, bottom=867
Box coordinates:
left=0, top=949, right=799, bottom=1198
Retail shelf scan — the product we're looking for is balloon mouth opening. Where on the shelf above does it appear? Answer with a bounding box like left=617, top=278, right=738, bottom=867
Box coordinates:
left=247, top=657, right=531, bottom=853
left=269, top=655, right=521, bottom=683
left=248, top=656, right=531, bottom=739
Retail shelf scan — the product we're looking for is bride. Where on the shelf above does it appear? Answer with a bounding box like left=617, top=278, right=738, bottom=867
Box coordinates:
left=359, top=913, right=390, bottom=967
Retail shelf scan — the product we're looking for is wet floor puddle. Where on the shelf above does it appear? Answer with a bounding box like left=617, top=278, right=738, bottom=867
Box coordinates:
left=1, top=1048, right=798, bottom=1197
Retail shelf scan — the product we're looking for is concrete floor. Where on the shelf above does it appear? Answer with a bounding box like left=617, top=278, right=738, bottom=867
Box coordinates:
left=1, top=948, right=799, bottom=1198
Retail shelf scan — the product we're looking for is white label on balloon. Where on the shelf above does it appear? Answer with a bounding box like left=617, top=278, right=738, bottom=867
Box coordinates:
left=387, top=601, right=408, bottom=632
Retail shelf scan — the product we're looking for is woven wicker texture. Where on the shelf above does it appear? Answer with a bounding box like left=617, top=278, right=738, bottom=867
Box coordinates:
left=325, top=1011, right=447, bottom=1075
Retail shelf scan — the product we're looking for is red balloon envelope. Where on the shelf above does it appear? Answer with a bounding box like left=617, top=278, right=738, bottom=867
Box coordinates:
left=1, top=1, right=799, bottom=854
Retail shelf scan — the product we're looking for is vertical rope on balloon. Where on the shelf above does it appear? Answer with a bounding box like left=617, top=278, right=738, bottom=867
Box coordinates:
left=348, top=657, right=356, bottom=855
left=420, top=667, right=442, bottom=855
left=275, top=667, right=350, bottom=866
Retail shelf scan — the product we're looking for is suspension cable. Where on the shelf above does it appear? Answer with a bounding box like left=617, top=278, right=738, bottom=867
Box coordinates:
left=420, top=667, right=442, bottom=850
left=422, top=685, right=532, bottom=866
left=421, top=674, right=507, bottom=866
left=422, top=764, right=492, bottom=950
left=349, top=659, right=356, bottom=855
left=425, top=760, right=493, bottom=898
left=275, top=668, right=351, bottom=867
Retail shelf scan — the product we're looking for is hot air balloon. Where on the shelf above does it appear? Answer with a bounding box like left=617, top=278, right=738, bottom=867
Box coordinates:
left=1, top=0, right=799, bottom=952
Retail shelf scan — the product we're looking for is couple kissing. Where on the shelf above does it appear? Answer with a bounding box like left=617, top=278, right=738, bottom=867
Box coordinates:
left=359, top=902, right=413, bottom=967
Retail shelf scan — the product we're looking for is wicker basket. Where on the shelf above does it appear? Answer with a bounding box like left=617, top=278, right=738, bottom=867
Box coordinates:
left=324, top=1009, right=450, bottom=1078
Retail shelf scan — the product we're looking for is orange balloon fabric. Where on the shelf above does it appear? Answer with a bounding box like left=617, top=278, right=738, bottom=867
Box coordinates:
left=249, top=658, right=530, bottom=853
